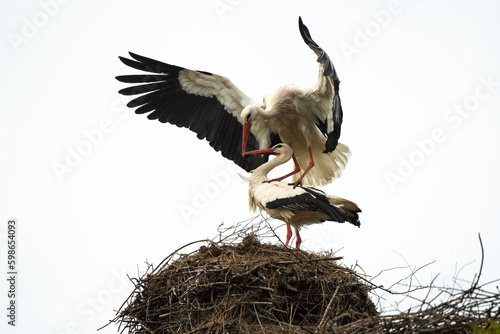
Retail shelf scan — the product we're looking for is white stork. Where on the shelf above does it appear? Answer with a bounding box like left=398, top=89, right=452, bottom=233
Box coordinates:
left=245, top=143, right=360, bottom=249
left=116, top=17, right=349, bottom=186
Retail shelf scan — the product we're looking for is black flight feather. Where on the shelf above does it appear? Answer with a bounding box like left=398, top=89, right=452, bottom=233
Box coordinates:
left=298, top=17, right=343, bottom=153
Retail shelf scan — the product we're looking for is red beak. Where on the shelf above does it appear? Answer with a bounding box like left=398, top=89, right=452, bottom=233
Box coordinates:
left=244, top=148, right=276, bottom=156
left=242, top=122, right=252, bottom=156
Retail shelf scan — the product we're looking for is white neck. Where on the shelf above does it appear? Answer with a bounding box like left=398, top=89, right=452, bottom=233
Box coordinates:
left=250, top=153, right=291, bottom=184
left=261, top=106, right=280, bottom=120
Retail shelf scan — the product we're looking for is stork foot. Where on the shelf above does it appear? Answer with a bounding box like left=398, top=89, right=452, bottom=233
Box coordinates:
left=288, top=179, right=303, bottom=189
left=263, top=178, right=282, bottom=184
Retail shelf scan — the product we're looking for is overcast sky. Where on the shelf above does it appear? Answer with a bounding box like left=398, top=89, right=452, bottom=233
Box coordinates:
left=1, top=0, right=500, bottom=332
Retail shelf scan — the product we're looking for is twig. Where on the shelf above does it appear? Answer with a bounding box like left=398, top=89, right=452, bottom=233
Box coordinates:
left=469, top=233, right=484, bottom=292
left=318, top=285, right=339, bottom=330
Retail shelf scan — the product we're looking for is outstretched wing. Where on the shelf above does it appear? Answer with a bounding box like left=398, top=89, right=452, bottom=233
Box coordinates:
left=116, top=52, right=278, bottom=172
left=297, top=17, right=344, bottom=153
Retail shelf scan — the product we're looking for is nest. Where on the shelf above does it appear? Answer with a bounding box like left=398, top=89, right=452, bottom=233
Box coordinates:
left=105, top=219, right=500, bottom=334
left=113, top=233, right=377, bottom=333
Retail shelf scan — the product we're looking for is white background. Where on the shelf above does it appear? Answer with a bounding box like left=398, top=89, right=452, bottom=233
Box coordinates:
left=1, top=0, right=499, bottom=332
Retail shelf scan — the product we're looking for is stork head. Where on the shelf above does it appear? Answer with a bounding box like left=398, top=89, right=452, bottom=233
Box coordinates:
left=241, top=105, right=265, bottom=123
left=241, top=105, right=265, bottom=156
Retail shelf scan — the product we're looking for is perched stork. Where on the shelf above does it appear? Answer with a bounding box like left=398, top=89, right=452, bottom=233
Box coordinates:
left=245, top=143, right=360, bottom=249
left=116, top=17, right=349, bottom=186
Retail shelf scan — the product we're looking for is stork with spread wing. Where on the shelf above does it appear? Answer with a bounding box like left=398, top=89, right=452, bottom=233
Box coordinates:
left=116, top=17, right=349, bottom=186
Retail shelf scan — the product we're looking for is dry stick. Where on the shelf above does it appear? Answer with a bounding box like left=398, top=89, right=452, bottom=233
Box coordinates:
left=370, top=265, right=416, bottom=281
left=387, top=260, right=436, bottom=292
left=154, top=239, right=221, bottom=274
left=260, top=212, right=286, bottom=246
left=469, top=233, right=484, bottom=293
left=317, top=285, right=340, bottom=330
left=215, top=215, right=261, bottom=244
left=254, top=304, right=265, bottom=332
left=419, top=274, right=445, bottom=311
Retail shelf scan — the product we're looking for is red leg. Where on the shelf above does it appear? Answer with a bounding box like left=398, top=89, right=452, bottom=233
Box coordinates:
left=285, top=221, right=293, bottom=246
left=295, top=228, right=302, bottom=249
left=264, top=154, right=301, bottom=183
left=290, top=146, right=314, bottom=188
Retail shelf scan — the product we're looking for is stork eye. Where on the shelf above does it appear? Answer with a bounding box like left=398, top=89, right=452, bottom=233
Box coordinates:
left=275, top=144, right=283, bottom=149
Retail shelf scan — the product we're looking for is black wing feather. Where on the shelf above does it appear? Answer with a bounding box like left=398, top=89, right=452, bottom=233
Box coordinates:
left=115, top=74, right=169, bottom=83
left=266, top=186, right=360, bottom=226
left=116, top=52, right=274, bottom=172
left=298, top=17, right=343, bottom=153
